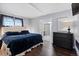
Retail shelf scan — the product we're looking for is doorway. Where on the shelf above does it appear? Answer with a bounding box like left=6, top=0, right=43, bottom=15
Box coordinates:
left=43, top=23, right=50, bottom=36
left=41, top=22, right=52, bottom=42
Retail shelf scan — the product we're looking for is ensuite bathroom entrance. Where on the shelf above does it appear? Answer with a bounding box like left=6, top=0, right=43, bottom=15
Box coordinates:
left=39, top=22, right=52, bottom=43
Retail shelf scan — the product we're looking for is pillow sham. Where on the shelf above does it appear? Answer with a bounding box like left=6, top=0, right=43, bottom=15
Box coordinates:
left=21, top=30, right=29, bottom=34
left=5, top=32, right=20, bottom=36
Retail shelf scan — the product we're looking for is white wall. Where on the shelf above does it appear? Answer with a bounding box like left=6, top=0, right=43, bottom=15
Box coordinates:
left=23, top=18, right=31, bottom=30
left=23, top=18, right=30, bottom=26
left=73, top=14, right=79, bottom=42
left=30, top=9, right=72, bottom=41
left=31, top=9, right=72, bottom=33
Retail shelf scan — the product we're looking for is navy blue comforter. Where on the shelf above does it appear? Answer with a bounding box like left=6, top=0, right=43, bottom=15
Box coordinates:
left=2, top=33, right=43, bottom=55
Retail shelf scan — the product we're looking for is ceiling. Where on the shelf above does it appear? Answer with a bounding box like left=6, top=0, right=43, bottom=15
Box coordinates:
left=0, top=3, right=72, bottom=18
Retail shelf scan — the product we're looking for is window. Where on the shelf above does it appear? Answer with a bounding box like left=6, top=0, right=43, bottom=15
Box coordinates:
left=14, top=18, right=22, bottom=26
left=3, top=16, right=23, bottom=27
left=3, top=16, right=14, bottom=27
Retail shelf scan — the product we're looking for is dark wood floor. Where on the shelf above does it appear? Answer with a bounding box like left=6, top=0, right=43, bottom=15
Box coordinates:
left=25, top=41, right=77, bottom=56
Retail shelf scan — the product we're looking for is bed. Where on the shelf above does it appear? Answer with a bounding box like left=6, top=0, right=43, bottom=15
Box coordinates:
left=2, top=31, right=43, bottom=56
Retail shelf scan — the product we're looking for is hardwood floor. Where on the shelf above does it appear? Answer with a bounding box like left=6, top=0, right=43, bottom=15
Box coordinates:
left=25, top=41, right=77, bottom=56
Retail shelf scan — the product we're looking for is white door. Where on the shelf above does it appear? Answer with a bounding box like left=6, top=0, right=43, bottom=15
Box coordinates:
left=43, top=24, right=50, bottom=36
left=41, top=23, right=52, bottom=42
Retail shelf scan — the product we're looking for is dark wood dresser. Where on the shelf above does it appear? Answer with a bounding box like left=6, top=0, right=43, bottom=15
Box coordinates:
left=53, top=32, right=74, bottom=50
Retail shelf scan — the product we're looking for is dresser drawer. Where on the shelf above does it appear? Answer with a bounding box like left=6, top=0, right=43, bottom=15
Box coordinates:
left=53, top=32, right=74, bottom=50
